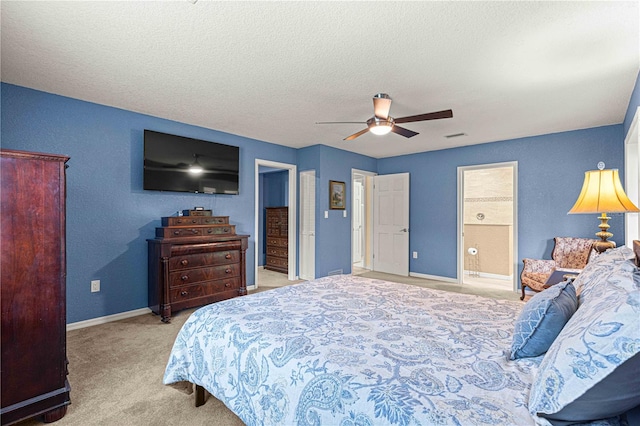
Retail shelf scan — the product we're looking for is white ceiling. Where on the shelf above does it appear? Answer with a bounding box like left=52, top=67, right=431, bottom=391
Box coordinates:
left=2, top=1, right=638, bottom=159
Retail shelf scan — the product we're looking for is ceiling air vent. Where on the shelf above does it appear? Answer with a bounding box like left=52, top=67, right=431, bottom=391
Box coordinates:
left=445, top=133, right=467, bottom=139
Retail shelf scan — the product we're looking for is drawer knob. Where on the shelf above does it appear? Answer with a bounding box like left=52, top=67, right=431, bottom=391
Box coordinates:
left=207, top=229, right=213, bottom=234
left=225, top=268, right=231, bottom=274
left=191, top=219, right=197, bottom=223
left=225, top=282, right=231, bottom=288
left=223, top=228, right=229, bottom=233
left=225, top=254, right=231, bottom=259
left=174, top=230, right=181, bottom=235
left=191, top=229, right=198, bottom=234
left=181, top=275, right=189, bottom=281
left=181, top=291, right=188, bottom=296
left=180, top=259, right=188, bottom=266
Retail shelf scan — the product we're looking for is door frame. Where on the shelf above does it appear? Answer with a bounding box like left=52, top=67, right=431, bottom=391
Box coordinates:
left=624, top=106, right=639, bottom=248
left=254, top=159, right=297, bottom=289
left=457, top=161, right=518, bottom=291
left=351, top=169, right=377, bottom=271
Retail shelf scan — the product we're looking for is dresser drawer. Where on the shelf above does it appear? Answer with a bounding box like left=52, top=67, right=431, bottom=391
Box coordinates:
left=169, top=263, right=240, bottom=287
left=156, top=224, right=236, bottom=238
left=266, top=247, right=287, bottom=258
left=266, top=256, right=288, bottom=269
left=162, top=216, right=229, bottom=226
left=266, top=237, right=288, bottom=248
left=169, top=250, right=239, bottom=271
left=169, top=278, right=241, bottom=302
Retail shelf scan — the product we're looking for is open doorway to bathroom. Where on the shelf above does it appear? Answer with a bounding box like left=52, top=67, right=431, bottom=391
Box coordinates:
left=458, top=162, right=518, bottom=292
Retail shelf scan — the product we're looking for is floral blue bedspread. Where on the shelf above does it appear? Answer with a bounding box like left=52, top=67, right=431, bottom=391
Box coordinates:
left=164, top=275, right=541, bottom=425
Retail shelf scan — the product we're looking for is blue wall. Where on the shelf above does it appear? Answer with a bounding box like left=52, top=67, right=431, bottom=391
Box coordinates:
left=378, top=126, right=626, bottom=279
left=263, top=170, right=289, bottom=207
left=2, top=79, right=634, bottom=324
left=298, top=145, right=377, bottom=277
left=1, top=83, right=297, bottom=323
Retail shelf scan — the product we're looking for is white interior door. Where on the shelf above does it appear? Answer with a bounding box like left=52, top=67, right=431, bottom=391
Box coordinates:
left=352, top=179, right=364, bottom=264
left=373, top=173, right=410, bottom=276
left=299, top=170, right=315, bottom=280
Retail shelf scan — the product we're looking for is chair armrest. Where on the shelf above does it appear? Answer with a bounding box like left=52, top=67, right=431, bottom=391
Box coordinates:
left=522, top=258, right=555, bottom=274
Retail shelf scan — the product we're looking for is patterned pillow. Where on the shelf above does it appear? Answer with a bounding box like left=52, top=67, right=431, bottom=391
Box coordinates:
left=572, top=246, right=635, bottom=301
left=528, top=258, right=640, bottom=424
left=509, top=281, right=577, bottom=360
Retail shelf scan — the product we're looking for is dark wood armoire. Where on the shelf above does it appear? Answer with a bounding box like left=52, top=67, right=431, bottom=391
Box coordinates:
left=1, top=149, right=71, bottom=425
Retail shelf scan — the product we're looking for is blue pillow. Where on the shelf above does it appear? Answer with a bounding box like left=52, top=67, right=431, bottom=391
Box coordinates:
left=509, top=281, right=577, bottom=360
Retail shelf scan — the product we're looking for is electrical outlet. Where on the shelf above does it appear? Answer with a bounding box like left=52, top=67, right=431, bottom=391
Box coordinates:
left=91, top=280, right=100, bottom=293
left=413, top=251, right=418, bottom=259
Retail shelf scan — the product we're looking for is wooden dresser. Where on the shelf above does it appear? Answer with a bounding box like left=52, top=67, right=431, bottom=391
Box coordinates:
left=265, top=207, right=288, bottom=274
left=148, top=214, right=249, bottom=323
left=1, top=149, right=71, bottom=425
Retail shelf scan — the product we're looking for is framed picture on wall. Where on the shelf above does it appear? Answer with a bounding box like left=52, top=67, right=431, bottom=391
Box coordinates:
left=329, top=180, right=346, bottom=210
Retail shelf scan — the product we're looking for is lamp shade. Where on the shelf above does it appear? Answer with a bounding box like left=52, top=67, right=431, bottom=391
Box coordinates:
left=568, top=169, right=639, bottom=214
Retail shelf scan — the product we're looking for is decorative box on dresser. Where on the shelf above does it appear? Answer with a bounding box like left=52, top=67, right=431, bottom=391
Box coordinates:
left=1, top=149, right=71, bottom=425
left=148, top=214, right=249, bottom=323
left=265, top=207, right=288, bottom=274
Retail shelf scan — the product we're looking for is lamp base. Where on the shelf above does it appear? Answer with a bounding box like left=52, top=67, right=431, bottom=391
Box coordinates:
left=593, top=240, right=616, bottom=253
left=593, top=212, right=616, bottom=253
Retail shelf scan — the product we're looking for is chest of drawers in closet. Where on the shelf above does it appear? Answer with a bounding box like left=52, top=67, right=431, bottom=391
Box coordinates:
left=265, top=207, right=288, bottom=273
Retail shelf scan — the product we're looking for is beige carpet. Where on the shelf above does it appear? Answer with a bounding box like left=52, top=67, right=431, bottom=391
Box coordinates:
left=357, top=270, right=522, bottom=301
left=17, top=273, right=522, bottom=425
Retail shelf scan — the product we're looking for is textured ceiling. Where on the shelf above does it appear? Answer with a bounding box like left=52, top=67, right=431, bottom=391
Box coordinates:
left=1, top=1, right=638, bottom=158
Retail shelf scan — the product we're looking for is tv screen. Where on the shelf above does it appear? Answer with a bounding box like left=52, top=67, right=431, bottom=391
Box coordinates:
left=144, top=130, right=239, bottom=195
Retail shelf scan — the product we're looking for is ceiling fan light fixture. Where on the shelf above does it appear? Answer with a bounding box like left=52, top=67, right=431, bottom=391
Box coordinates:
left=367, top=117, right=394, bottom=135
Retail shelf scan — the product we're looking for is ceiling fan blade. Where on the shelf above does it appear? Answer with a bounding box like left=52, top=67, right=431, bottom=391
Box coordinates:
left=373, top=93, right=392, bottom=119
left=391, top=125, right=419, bottom=138
left=344, top=128, right=370, bottom=141
left=394, top=109, right=453, bottom=124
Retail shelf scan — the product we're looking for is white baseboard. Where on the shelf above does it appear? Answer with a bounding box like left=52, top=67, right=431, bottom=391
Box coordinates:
left=464, top=270, right=513, bottom=281
left=409, top=272, right=458, bottom=283
left=66, top=307, right=152, bottom=331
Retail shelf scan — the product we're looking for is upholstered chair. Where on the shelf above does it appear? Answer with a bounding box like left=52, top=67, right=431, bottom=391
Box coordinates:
left=520, top=237, right=597, bottom=300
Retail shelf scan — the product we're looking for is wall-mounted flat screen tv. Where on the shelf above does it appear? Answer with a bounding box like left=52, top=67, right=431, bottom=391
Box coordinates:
left=144, top=130, right=240, bottom=195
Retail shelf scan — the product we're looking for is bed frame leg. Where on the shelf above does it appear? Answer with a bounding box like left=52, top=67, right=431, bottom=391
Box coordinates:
left=195, top=384, right=206, bottom=407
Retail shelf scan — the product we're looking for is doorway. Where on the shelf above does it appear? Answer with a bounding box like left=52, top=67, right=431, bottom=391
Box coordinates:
left=351, top=169, right=376, bottom=274
left=254, top=159, right=297, bottom=290
left=457, top=162, right=518, bottom=291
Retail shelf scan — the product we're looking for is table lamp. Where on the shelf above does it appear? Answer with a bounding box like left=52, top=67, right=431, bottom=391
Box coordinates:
left=568, top=162, right=639, bottom=253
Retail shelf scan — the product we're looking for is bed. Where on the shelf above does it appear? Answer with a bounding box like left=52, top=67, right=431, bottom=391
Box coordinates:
left=164, top=242, right=640, bottom=425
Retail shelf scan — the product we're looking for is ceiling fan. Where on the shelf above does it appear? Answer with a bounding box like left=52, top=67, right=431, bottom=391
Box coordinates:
left=317, top=93, right=453, bottom=141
